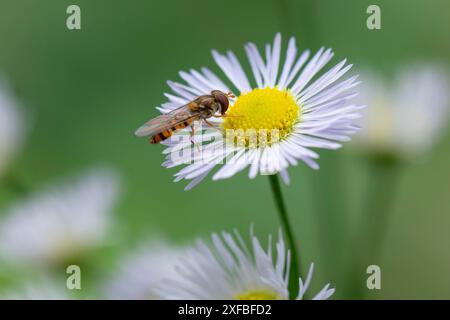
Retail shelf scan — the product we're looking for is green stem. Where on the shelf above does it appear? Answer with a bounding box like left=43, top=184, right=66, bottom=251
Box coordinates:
left=268, top=174, right=300, bottom=299
left=311, top=153, right=348, bottom=295
left=297, top=0, right=321, bottom=48
left=347, top=156, right=401, bottom=299
left=275, top=0, right=321, bottom=48
left=364, top=157, right=400, bottom=262
left=276, top=0, right=295, bottom=36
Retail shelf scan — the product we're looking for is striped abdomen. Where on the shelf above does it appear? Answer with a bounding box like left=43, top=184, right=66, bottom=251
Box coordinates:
left=150, top=119, right=194, bottom=144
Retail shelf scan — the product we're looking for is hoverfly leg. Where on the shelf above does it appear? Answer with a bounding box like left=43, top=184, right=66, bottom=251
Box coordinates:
left=189, top=125, right=195, bottom=144
left=189, top=125, right=201, bottom=153
left=203, top=119, right=215, bottom=127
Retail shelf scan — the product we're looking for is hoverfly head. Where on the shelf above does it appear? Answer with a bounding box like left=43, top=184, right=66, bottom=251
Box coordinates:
left=211, top=90, right=233, bottom=115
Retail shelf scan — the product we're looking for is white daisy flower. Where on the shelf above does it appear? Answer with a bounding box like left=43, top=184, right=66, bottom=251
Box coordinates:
left=355, top=64, right=450, bottom=160
left=0, top=80, right=24, bottom=178
left=144, top=33, right=363, bottom=190
left=0, top=169, right=119, bottom=267
left=156, top=228, right=334, bottom=300
left=105, top=239, right=184, bottom=300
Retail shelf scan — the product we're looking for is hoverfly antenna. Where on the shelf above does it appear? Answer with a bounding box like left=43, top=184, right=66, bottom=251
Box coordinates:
left=226, top=91, right=236, bottom=99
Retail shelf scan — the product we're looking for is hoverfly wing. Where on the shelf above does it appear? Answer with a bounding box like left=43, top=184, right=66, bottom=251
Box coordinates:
left=135, top=113, right=173, bottom=137
left=134, top=104, right=200, bottom=138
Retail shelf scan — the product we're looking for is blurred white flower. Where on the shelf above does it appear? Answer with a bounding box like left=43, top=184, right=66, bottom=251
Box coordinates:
left=0, top=169, right=120, bottom=267
left=0, top=80, right=24, bottom=178
left=156, top=228, right=334, bottom=300
left=105, top=239, right=183, bottom=299
left=356, top=64, right=450, bottom=160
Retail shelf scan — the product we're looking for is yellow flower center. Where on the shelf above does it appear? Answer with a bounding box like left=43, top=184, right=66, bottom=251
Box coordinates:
left=222, top=87, right=300, bottom=147
left=235, top=289, right=281, bottom=300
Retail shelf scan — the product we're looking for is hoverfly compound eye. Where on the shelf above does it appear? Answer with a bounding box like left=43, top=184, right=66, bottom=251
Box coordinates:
left=212, top=90, right=230, bottom=115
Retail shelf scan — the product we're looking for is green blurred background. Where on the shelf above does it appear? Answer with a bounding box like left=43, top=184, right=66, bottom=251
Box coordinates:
left=0, top=0, right=449, bottom=299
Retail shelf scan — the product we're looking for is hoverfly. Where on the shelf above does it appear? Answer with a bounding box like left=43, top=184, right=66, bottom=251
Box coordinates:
left=135, top=90, right=235, bottom=144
